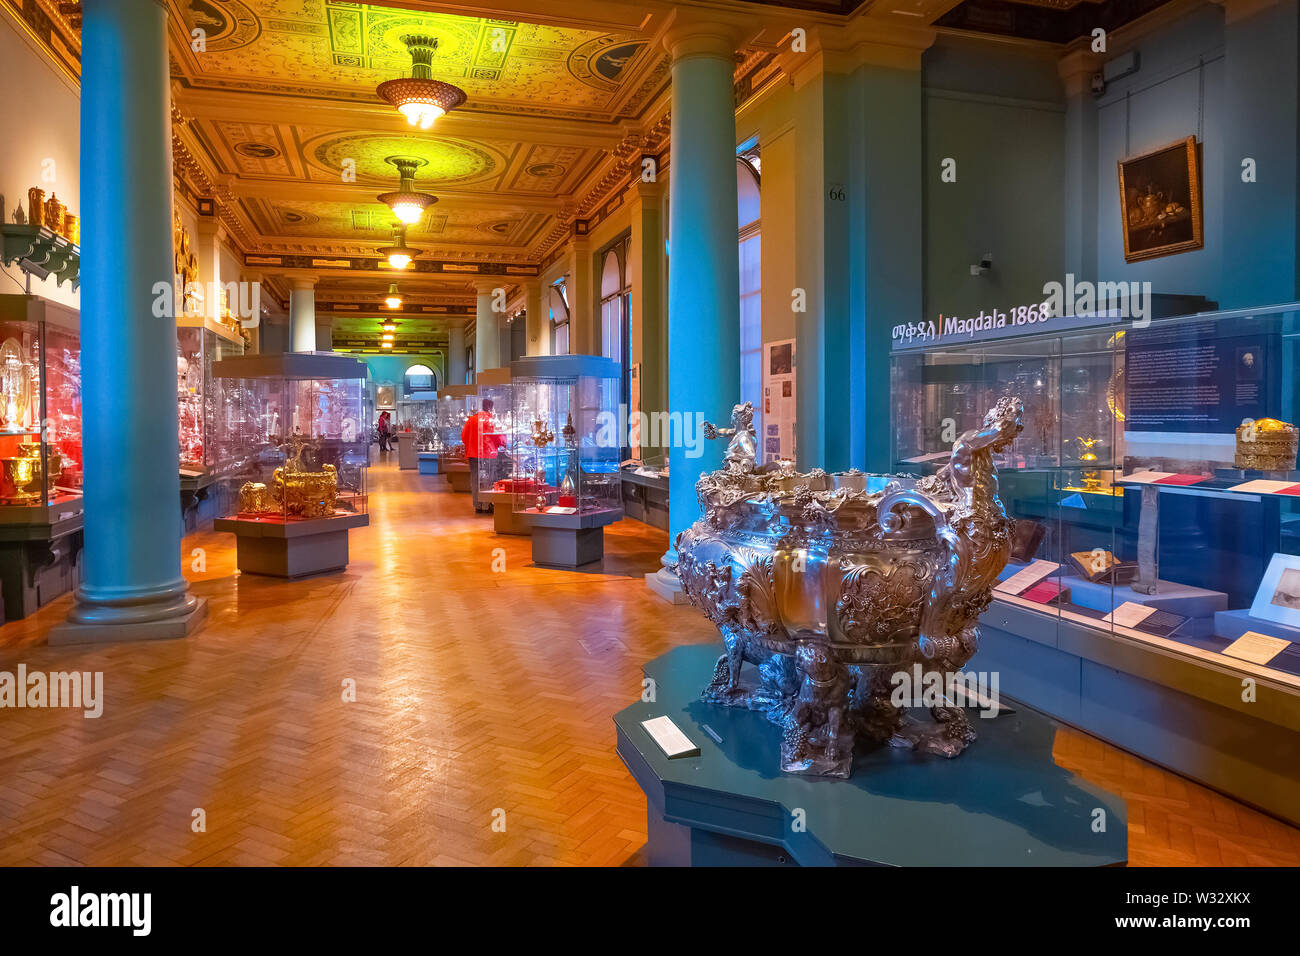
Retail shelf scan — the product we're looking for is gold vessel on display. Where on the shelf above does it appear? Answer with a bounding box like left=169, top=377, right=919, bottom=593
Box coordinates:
left=238, top=438, right=340, bottom=519
left=1234, top=417, right=1298, bottom=472
left=0, top=442, right=60, bottom=503
left=675, top=397, right=1024, bottom=777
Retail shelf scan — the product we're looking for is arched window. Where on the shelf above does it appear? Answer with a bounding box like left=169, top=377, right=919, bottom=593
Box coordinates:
left=549, top=281, right=570, bottom=355
left=405, top=363, right=436, bottom=391
left=599, top=237, right=632, bottom=455
left=738, top=155, right=762, bottom=454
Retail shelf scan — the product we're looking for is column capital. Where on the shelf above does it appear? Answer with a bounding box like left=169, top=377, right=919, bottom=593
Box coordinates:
left=474, top=279, right=504, bottom=296
left=660, top=9, right=749, bottom=62
left=633, top=175, right=663, bottom=202
left=1058, top=42, right=1103, bottom=97
left=290, top=275, right=318, bottom=291
left=778, top=19, right=935, bottom=84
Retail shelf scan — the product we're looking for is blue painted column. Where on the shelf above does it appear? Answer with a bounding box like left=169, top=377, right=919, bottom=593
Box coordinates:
left=53, top=0, right=203, bottom=643
left=289, top=278, right=317, bottom=352
left=648, top=18, right=741, bottom=602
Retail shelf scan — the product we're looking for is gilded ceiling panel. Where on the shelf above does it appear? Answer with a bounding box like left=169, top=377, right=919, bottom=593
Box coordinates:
left=174, top=1, right=651, bottom=114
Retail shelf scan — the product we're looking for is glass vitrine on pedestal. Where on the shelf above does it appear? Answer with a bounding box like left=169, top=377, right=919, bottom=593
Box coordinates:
left=508, top=354, right=622, bottom=566
left=212, top=352, right=369, bottom=578
left=177, top=316, right=245, bottom=529
left=436, top=384, right=476, bottom=491
left=473, top=367, right=531, bottom=532
left=0, top=294, right=83, bottom=620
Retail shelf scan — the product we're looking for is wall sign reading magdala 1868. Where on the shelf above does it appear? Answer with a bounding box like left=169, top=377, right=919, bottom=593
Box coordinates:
left=676, top=397, right=1024, bottom=778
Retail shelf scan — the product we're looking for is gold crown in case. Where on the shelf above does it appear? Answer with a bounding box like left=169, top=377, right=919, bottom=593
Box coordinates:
left=1235, top=418, right=1298, bottom=472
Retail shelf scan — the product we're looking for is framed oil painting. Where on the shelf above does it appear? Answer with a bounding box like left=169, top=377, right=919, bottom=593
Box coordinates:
left=1118, top=136, right=1203, bottom=263
left=375, top=384, right=396, bottom=410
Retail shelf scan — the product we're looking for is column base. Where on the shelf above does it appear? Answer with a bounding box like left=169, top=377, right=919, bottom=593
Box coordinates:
left=645, top=566, right=689, bottom=604
left=48, top=597, right=208, bottom=646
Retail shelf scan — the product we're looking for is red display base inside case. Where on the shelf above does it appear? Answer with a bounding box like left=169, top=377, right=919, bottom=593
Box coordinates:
left=558, top=494, right=577, bottom=508
left=1020, top=579, right=1067, bottom=604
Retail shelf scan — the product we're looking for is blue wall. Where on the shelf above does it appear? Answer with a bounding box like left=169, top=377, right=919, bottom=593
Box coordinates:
left=922, top=40, right=1066, bottom=322
left=1094, top=4, right=1226, bottom=299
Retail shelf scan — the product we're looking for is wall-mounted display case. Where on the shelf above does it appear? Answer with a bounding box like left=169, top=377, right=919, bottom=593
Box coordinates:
left=507, top=355, right=622, bottom=566
left=177, top=317, right=245, bottom=477
left=177, top=317, right=246, bottom=530
left=891, top=300, right=1300, bottom=824
left=0, top=294, right=82, bottom=620
left=212, top=353, right=369, bottom=578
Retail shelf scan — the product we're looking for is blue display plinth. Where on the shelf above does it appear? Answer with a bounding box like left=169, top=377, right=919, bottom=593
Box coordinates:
left=1061, top=577, right=1227, bottom=638
left=417, top=452, right=440, bottom=475
left=615, top=644, right=1128, bottom=867
left=1214, top=608, right=1300, bottom=643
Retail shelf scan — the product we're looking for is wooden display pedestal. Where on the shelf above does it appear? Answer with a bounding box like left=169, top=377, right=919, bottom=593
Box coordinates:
left=523, top=507, right=621, bottom=568
left=445, top=462, right=471, bottom=492
left=214, top=512, right=369, bottom=578
left=617, top=645, right=1128, bottom=867
left=481, top=491, right=531, bottom=535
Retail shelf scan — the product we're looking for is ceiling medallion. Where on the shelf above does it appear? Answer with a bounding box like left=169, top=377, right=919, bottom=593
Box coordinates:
left=376, top=35, right=467, bottom=130
left=376, top=156, right=438, bottom=225
left=378, top=225, right=419, bottom=270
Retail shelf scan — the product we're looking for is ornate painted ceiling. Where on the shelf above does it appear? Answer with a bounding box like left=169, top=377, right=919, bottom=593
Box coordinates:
left=166, top=0, right=682, bottom=336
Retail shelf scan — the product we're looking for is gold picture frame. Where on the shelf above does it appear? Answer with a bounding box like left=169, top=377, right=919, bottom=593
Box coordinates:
left=1118, top=136, right=1203, bottom=263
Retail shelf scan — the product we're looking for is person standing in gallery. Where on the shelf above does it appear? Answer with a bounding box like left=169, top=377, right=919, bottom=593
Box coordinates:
left=377, top=410, right=392, bottom=452
left=461, top=398, right=505, bottom=513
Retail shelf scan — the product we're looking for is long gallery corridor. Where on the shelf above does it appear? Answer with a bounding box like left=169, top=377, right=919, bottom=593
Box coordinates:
left=0, top=462, right=1295, bottom=866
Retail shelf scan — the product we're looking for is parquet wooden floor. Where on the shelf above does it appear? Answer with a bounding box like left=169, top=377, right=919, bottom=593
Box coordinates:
left=0, top=459, right=1296, bottom=866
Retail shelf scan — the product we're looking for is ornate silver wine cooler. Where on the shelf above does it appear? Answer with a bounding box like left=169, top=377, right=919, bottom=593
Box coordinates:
left=676, top=397, right=1024, bottom=777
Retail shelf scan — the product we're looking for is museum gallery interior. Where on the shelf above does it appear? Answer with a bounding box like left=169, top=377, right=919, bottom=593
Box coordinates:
left=0, top=0, right=1298, bottom=872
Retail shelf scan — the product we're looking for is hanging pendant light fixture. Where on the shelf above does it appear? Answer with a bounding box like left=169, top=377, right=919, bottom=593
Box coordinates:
left=384, top=284, right=402, bottom=309
left=378, top=225, right=419, bottom=270
left=377, top=157, right=438, bottom=225
left=376, top=35, right=467, bottom=130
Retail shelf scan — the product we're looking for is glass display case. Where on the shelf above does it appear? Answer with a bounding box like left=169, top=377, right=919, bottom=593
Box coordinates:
left=396, top=396, right=438, bottom=449
left=891, top=301, right=1300, bottom=686
left=621, top=453, right=668, bottom=530
left=473, top=367, right=528, bottom=529
left=434, top=384, right=476, bottom=489
left=177, top=317, right=245, bottom=477
left=507, top=355, right=622, bottom=566
left=0, top=294, right=82, bottom=621
left=0, top=294, right=82, bottom=524
left=211, top=353, right=369, bottom=578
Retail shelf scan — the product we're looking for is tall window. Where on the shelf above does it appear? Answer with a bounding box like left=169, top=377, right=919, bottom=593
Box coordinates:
left=549, top=281, right=570, bottom=355
left=738, top=154, right=762, bottom=448
left=599, top=237, right=633, bottom=455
